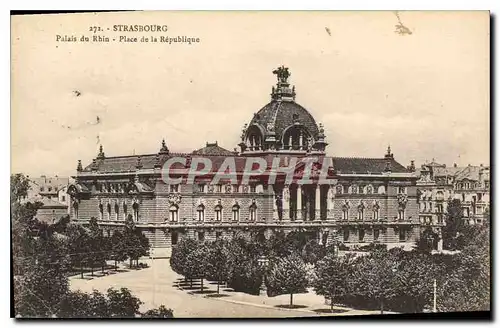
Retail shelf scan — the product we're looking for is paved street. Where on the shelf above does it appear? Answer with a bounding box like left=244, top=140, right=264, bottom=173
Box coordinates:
left=69, top=259, right=318, bottom=318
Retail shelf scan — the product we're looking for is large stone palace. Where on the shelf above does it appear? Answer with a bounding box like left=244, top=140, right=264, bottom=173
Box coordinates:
left=68, top=66, right=421, bottom=257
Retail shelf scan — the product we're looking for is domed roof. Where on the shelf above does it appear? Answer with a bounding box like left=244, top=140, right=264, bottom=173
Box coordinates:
left=239, top=66, right=327, bottom=154
left=248, top=100, right=320, bottom=140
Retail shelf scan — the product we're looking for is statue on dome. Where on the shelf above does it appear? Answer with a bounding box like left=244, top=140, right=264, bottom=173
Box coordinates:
left=272, top=66, right=290, bottom=83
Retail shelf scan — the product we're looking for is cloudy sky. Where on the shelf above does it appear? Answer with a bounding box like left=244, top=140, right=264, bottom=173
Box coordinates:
left=11, top=11, right=489, bottom=177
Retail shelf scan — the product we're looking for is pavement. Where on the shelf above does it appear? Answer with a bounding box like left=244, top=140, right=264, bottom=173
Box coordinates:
left=69, top=259, right=387, bottom=318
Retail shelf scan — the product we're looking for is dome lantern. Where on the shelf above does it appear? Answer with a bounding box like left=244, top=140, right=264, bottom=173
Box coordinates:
left=271, top=66, right=296, bottom=102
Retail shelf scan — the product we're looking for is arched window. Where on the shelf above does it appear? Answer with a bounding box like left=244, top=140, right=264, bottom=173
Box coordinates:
left=398, top=209, right=405, bottom=221
left=107, top=203, right=112, bottom=220
left=283, top=126, right=310, bottom=151
left=99, top=203, right=104, bottom=220
left=215, top=204, right=223, bottom=221
left=357, top=204, right=364, bottom=221
left=197, top=204, right=205, bottom=222
left=133, top=202, right=139, bottom=221
left=123, top=203, right=128, bottom=220
left=343, top=228, right=350, bottom=242
left=336, top=185, right=343, bottom=194
left=373, top=204, right=380, bottom=221
left=366, top=185, right=373, bottom=194
left=342, top=207, right=349, bottom=221
left=246, top=125, right=264, bottom=151
left=73, top=201, right=79, bottom=219
left=114, top=203, right=119, bottom=220
left=170, top=204, right=179, bottom=222
left=249, top=203, right=257, bottom=221
left=350, top=185, right=358, bottom=194
left=378, top=185, right=386, bottom=194
left=232, top=204, right=240, bottom=221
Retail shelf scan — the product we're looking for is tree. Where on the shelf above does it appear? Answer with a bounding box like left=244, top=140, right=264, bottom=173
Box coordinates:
left=224, top=237, right=264, bottom=295
left=312, top=253, right=356, bottom=312
left=301, top=239, right=326, bottom=264
left=205, top=239, right=230, bottom=294
left=106, top=287, right=143, bottom=318
left=183, top=242, right=209, bottom=291
left=442, top=199, right=464, bottom=250
left=66, top=223, right=91, bottom=278
left=87, top=217, right=104, bottom=276
left=417, top=227, right=439, bottom=253
left=14, top=229, right=71, bottom=317
left=122, top=215, right=150, bottom=268
left=436, top=208, right=490, bottom=312
left=348, top=249, right=400, bottom=314
left=110, top=230, right=128, bottom=270
left=266, top=253, right=308, bottom=307
left=11, top=173, right=31, bottom=203
left=170, top=238, right=198, bottom=284
left=141, top=305, right=174, bottom=318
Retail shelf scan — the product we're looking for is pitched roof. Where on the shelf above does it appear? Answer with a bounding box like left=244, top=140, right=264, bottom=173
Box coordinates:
left=331, top=157, right=409, bottom=174
left=455, top=165, right=482, bottom=181
left=82, top=148, right=409, bottom=175
left=193, top=142, right=236, bottom=156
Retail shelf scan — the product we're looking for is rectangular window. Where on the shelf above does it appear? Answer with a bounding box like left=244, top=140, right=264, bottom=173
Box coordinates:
left=171, top=231, right=178, bottom=245
left=373, top=228, right=380, bottom=241
left=343, top=229, right=350, bottom=242
left=61, top=196, right=66, bottom=202
left=398, top=187, right=406, bottom=194
left=170, top=184, right=179, bottom=193
left=216, top=184, right=223, bottom=193
left=198, top=231, right=205, bottom=241
left=358, top=229, right=365, bottom=242
left=198, top=184, right=205, bottom=193
left=250, top=185, right=256, bottom=193
left=399, top=228, right=406, bottom=242
left=398, top=210, right=405, bottom=221
left=216, top=231, right=222, bottom=239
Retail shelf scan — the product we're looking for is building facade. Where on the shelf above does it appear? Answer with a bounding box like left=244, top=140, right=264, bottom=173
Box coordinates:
left=416, top=161, right=490, bottom=250
left=22, top=175, right=70, bottom=223
left=68, top=67, right=420, bottom=257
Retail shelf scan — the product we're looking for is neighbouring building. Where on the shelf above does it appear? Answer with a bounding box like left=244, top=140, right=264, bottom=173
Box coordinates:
left=23, top=175, right=71, bottom=223
left=416, top=161, right=490, bottom=250
left=68, top=67, right=420, bottom=257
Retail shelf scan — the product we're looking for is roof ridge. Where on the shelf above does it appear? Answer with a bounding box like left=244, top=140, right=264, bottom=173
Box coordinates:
left=332, top=156, right=388, bottom=160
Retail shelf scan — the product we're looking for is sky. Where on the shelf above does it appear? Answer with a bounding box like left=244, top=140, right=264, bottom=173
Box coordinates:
left=11, top=11, right=490, bottom=177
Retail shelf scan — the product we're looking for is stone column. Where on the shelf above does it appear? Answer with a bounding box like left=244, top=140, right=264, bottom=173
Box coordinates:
left=327, top=186, right=335, bottom=218
left=299, top=132, right=303, bottom=150
left=283, top=185, right=290, bottom=221
left=296, top=184, right=302, bottom=220
left=272, top=187, right=279, bottom=221
left=315, top=185, right=321, bottom=220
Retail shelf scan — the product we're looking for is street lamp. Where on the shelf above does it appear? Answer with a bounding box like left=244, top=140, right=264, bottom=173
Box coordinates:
left=257, top=255, right=270, bottom=296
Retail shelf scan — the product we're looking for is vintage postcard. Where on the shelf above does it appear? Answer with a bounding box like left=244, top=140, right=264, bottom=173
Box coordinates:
left=11, top=11, right=490, bottom=318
